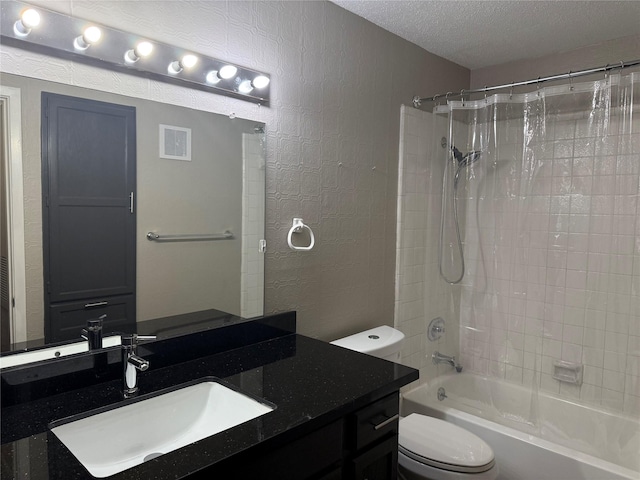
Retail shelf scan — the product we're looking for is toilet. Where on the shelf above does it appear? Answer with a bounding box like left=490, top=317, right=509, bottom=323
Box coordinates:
left=331, top=327, right=498, bottom=480
left=330, top=325, right=405, bottom=362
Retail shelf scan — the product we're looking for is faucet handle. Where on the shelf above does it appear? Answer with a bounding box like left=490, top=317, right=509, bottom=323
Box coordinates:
left=121, top=334, right=157, bottom=346
left=136, top=335, right=157, bottom=342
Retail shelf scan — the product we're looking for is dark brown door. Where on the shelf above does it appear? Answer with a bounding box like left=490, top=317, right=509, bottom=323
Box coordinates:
left=42, top=93, right=136, bottom=342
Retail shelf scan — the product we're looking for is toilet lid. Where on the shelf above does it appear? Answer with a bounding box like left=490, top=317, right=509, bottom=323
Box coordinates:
left=399, top=414, right=495, bottom=474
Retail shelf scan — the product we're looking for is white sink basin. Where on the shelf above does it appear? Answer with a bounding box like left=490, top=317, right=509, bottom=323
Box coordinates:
left=0, top=336, right=122, bottom=369
left=50, top=379, right=274, bottom=478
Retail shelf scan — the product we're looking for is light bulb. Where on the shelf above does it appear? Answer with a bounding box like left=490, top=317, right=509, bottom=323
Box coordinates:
left=14, top=8, right=40, bottom=36
left=238, top=80, right=253, bottom=94
left=74, top=26, right=102, bottom=50
left=206, top=71, right=221, bottom=85
left=181, top=54, right=198, bottom=68
left=136, top=41, right=153, bottom=57
left=83, top=26, right=102, bottom=43
left=21, top=8, right=40, bottom=28
left=252, top=75, right=270, bottom=89
left=218, top=65, right=238, bottom=79
left=169, top=54, right=198, bottom=74
left=125, top=41, right=153, bottom=63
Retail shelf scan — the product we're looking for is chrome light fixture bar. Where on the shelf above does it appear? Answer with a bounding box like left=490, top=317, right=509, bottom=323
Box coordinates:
left=0, top=1, right=271, bottom=105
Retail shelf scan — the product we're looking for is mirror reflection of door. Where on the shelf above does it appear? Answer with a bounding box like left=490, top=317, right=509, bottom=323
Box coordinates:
left=42, top=93, right=136, bottom=343
left=1, top=86, right=26, bottom=350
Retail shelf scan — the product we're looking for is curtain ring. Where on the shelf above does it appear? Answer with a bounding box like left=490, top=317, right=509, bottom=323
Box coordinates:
left=484, top=86, right=488, bottom=103
left=509, top=82, right=514, bottom=99
left=460, top=89, right=465, bottom=106
left=536, top=77, right=541, bottom=96
left=569, top=71, right=574, bottom=91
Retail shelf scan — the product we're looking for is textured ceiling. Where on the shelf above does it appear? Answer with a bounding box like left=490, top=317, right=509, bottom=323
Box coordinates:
left=331, top=1, right=640, bottom=70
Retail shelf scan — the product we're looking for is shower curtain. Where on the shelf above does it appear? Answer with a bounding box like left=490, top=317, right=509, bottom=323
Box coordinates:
left=437, top=71, right=640, bottom=421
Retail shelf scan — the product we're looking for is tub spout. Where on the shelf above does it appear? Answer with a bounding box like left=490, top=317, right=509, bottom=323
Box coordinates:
left=432, top=351, right=463, bottom=372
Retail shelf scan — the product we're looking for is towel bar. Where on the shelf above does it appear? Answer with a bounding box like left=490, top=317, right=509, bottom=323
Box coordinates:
left=146, top=231, right=234, bottom=242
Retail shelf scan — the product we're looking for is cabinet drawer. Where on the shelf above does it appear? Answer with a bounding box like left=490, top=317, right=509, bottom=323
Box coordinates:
left=48, top=294, right=135, bottom=342
left=350, top=392, right=399, bottom=451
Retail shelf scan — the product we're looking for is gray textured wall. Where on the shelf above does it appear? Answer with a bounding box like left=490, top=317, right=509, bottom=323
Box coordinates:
left=1, top=1, right=469, bottom=341
left=254, top=1, right=469, bottom=340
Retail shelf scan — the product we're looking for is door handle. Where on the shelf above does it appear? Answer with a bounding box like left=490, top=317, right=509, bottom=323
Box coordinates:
left=84, top=301, right=108, bottom=308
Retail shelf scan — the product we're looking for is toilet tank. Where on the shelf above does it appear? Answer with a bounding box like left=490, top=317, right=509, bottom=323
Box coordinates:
left=330, top=326, right=405, bottom=362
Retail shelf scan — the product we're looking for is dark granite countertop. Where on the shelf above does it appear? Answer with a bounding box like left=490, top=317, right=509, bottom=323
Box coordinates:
left=1, top=326, right=417, bottom=479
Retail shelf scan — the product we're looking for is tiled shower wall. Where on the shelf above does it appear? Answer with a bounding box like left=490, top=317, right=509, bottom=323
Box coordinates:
left=396, top=106, right=460, bottom=386
left=457, top=102, right=640, bottom=415
left=241, top=133, right=265, bottom=319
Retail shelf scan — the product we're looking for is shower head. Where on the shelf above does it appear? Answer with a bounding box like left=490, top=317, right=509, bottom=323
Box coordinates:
left=451, top=145, right=482, bottom=168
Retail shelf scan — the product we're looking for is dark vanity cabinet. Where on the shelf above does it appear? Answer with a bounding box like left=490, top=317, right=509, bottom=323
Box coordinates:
left=205, top=392, right=400, bottom=480
left=347, top=392, right=399, bottom=480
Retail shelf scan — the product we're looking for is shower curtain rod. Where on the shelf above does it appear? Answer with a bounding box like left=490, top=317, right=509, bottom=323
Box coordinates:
left=413, top=58, right=640, bottom=108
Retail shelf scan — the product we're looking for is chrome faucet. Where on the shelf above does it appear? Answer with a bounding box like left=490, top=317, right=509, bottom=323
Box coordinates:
left=432, top=351, right=463, bottom=372
left=81, top=314, right=106, bottom=350
left=121, top=334, right=156, bottom=398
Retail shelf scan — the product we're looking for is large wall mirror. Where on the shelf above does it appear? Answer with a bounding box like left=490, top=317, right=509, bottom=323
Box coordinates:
left=1, top=72, right=266, bottom=352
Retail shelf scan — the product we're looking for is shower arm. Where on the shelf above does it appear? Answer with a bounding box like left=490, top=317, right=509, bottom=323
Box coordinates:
left=413, top=58, right=640, bottom=107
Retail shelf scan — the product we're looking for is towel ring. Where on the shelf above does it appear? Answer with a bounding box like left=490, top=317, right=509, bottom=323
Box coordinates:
left=287, top=218, right=315, bottom=251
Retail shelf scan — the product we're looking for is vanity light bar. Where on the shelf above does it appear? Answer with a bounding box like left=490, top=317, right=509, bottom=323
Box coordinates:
left=0, top=1, right=271, bottom=105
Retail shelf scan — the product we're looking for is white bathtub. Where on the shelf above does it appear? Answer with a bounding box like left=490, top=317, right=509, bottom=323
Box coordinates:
left=401, top=373, right=639, bottom=480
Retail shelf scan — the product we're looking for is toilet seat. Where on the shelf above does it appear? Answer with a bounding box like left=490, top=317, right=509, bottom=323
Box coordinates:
left=399, top=414, right=495, bottom=474
left=399, top=446, right=494, bottom=474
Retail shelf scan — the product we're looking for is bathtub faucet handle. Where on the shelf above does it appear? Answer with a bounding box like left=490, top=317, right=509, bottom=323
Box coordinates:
left=437, top=387, right=447, bottom=401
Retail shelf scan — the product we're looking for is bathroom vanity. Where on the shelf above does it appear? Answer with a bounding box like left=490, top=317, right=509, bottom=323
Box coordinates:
left=1, top=312, right=418, bottom=479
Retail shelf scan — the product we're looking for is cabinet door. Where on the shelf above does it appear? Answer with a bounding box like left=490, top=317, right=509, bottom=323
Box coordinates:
left=48, top=294, right=135, bottom=342
left=350, top=436, right=398, bottom=480
left=42, top=93, right=136, bottom=342
left=196, top=419, right=343, bottom=480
